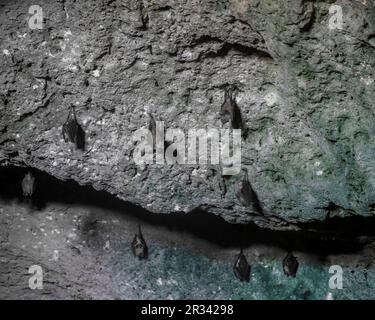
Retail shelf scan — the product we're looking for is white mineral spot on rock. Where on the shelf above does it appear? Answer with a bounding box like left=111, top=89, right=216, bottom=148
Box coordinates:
left=68, top=65, right=78, bottom=72
left=326, top=292, right=334, bottom=300
left=271, top=267, right=282, bottom=276
left=52, top=250, right=59, bottom=261
left=191, top=169, right=200, bottom=176
left=361, top=77, right=374, bottom=86
left=167, top=279, right=178, bottom=285
left=32, top=85, right=38, bottom=90
left=60, top=42, right=67, bottom=51
left=264, top=92, right=278, bottom=107
left=181, top=50, right=194, bottom=60
left=64, top=30, right=73, bottom=37
left=316, top=170, right=323, bottom=176
left=297, top=78, right=307, bottom=89
left=183, top=207, right=191, bottom=213
left=3, top=49, right=10, bottom=55
left=92, top=69, right=100, bottom=77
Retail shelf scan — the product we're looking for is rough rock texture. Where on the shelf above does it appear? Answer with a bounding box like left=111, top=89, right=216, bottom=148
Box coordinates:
left=1, top=0, right=375, bottom=230
left=1, top=192, right=374, bottom=300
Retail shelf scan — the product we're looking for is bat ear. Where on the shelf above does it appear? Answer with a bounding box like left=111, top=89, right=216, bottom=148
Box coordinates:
left=227, top=86, right=233, bottom=96
left=65, top=107, right=73, bottom=122
left=243, top=168, right=249, bottom=179
left=69, top=105, right=77, bottom=120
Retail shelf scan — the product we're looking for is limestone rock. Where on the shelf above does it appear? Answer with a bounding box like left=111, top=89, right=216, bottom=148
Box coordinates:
left=1, top=0, right=375, bottom=230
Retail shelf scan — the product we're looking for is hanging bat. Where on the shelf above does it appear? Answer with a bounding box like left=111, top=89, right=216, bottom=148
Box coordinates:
left=21, top=172, right=36, bottom=197
left=131, top=224, right=148, bottom=260
left=283, top=252, right=299, bottom=277
left=62, top=106, right=85, bottom=150
left=233, top=248, right=251, bottom=282
left=220, top=86, right=242, bottom=130
left=235, top=169, right=262, bottom=214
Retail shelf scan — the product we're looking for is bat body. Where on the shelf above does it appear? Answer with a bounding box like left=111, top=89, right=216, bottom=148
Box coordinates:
left=235, top=178, right=257, bottom=207
left=220, top=87, right=242, bottom=130
left=21, top=172, right=36, bottom=197
left=62, top=107, right=85, bottom=150
left=233, top=249, right=251, bottom=282
left=132, top=225, right=148, bottom=260
left=235, top=170, right=262, bottom=214
left=283, top=252, right=299, bottom=277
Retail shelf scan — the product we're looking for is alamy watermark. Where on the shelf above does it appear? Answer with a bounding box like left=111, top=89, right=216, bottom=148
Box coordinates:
left=329, top=4, right=344, bottom=31
left=329, top=265, right=343, bottom=290
left=28, top=5, right=44, bottom=30
left=28, top=265, right=43, bottom=290
left=132, top=121, right=242, bottom=175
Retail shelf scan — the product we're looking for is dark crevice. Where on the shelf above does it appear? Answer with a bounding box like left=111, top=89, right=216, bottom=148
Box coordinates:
left=189, top=35, right=272, bottom=60
left=14, top=92, right=55, bottom=124
left=202, top=42, right=272, bottom=61
left=0, top=165, right=374, bottom=258
left=204, top=44, right=270, bottom=62
left=151, top=5, right=172, bottom=12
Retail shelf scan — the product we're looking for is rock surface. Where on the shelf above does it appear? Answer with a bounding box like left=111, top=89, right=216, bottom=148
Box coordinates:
left=1, top=187, right=374, bottom=300
left=1, top=0, right=375, bottom=230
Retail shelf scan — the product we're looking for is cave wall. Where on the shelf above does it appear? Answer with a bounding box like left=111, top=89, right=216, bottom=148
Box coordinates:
left=1, top=0, right=375, bottom=230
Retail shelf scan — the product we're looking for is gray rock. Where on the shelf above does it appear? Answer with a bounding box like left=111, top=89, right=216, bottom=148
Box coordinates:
left=1, top=0, right=375, bottom=230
